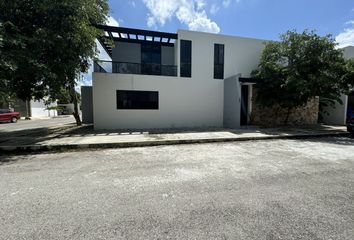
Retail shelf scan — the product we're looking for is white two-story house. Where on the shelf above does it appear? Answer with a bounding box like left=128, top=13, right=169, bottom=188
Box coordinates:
left=85, top=25, right=354, bottom=130
left=90, top=25, right=265, bottom=130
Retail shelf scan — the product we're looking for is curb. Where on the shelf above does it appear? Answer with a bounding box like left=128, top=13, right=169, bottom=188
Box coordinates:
left=0, top=131, right=350, bottom=154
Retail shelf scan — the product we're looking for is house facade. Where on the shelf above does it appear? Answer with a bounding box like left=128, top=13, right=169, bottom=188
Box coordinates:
left=92, top=26, right=265, bottom=130
left=89, top=25, right=354, bottom=130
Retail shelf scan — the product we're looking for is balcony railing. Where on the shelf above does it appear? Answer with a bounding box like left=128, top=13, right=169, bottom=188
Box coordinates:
left=94, top=60, right=177, bottom=77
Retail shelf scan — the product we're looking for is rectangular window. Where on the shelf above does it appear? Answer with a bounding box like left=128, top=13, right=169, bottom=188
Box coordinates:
left=180, top=40, right=192, bottom=77
left=214, top=44, right=224, bottom=79
left=117, top=90, right=159, bottom=110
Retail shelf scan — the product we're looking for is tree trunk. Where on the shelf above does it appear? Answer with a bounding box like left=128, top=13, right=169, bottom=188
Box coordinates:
left=25, top=98, right=31, bottom=120
left=284, top=107, right=292, bottom=125
left=71, top=84, right=82, bottom=126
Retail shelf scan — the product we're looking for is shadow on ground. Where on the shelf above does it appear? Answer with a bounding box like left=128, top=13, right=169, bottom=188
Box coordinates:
left=0, top=123, right=77, bottom=146
left=297, top=135, right=354, bottom=146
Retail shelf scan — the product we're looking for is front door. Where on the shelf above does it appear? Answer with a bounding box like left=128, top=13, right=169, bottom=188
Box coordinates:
left=240, top=85, right=249, bottom=125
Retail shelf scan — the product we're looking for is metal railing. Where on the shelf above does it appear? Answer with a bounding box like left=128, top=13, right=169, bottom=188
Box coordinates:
left=94, top=60, right=177, bottom=77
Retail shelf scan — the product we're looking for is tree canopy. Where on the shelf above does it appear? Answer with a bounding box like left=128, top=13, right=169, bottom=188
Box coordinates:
left=0, top=0, right=109, bottom=122
left=252, top=30, right=354, bottom=122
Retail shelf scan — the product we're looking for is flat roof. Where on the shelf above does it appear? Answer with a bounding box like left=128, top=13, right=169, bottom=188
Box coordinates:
left=96, top=25, right=178, bottom=56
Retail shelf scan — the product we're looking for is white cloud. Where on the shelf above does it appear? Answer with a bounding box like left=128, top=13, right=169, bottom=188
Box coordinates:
left=195, top=0, right=206, bottom=10
left=143, top=0, right=220, bottom=33
left=188, top=12, right=220, bottom=33
left=336, top=21, right=354, bottom=48
left=210, top=4, right=220, bottom=15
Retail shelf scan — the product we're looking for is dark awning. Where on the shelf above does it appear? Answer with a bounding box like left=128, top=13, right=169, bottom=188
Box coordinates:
left=95, top=25, right=178, bottom=57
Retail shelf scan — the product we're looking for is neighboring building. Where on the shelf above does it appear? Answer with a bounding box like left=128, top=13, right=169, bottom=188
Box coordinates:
left=10, top=99, right=58, bottom=118
left=87, top=25, right=353, bottom=129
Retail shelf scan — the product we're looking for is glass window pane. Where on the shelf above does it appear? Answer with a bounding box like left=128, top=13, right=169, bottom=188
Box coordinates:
left=117, top=90, right=159, bottom=110
left=180, top=40, right=192, bottom=78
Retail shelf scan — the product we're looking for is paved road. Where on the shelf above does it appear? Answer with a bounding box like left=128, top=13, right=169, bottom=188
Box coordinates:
left=0, top=116, right=75, bottom=132
left=1, top=137, right=354, bottom=239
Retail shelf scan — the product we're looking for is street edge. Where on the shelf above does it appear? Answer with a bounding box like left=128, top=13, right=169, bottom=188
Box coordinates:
left=0, top=132, right=351, bottom=154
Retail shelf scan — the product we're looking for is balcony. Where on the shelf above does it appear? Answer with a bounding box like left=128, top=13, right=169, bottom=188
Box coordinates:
left=94, top=60, right=177, bottom=77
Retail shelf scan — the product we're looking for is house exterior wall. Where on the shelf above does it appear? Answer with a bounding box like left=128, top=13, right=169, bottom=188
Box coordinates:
left=81, top=86, right=93, bottom=124
left=343, top=46, right=354, bottom=59
left=322, top=46, right=354, bottom=125
left=93, top=72, right=223, bottom=129
left=223, top=75, right=241, bottom=128
left=93, top=29, right=266, bottom=130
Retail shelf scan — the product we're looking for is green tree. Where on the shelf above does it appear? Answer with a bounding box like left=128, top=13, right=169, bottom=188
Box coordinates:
left=252, top=30, right=354, bottom=124
left=54, top=87, right=81, bottom=104
left=0, top=0, right=109, bottom=124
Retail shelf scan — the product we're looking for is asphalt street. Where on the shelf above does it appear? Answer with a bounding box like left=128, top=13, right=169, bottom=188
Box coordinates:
left=1, top=137, right=354, bottom=239
left=0, top=116, right=75, bottom=132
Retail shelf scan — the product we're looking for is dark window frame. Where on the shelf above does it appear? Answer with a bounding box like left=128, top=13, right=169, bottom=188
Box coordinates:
left=116, top=90, right=159, bottom=110
left=180, top=40, right=192, bottom=78
left=214, top=43, right=224, bottom=79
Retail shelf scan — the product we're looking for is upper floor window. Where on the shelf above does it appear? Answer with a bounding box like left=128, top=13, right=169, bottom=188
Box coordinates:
left=180, top=40, right=192, bottom=78
left=214, top=44, right=224, bottom=79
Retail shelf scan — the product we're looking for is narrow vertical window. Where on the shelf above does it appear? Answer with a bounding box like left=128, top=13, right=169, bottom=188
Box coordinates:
left=180, top=40, right=192, bottom=78
left=214, top=44, right=224, bottom=79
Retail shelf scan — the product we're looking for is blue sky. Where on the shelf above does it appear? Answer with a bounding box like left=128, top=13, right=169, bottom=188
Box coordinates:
left=109, top=0, right=354, bottom=44
left=80, top=0, right=354, bottom=88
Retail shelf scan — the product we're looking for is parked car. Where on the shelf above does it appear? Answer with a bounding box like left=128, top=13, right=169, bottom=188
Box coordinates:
left=347, top=112, right=354, bottom=137
left=0, top=109, right=21, bottom=123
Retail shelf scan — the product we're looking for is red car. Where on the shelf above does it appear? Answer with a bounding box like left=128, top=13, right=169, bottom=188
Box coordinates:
left=0, top=109, right=21, bottom=123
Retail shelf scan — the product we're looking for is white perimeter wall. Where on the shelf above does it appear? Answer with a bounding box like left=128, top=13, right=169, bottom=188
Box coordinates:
left=93, top=30, right=265, bottom=130
left=31, top=100, right=57, bottom=118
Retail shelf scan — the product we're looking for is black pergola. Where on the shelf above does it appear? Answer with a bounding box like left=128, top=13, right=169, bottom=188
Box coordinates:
left=96, top=25, right=178, bottom=57
left=239, top=77, right=260, bottom=84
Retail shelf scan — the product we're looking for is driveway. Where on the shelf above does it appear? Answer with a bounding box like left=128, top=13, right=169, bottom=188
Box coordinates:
left=0, top=116, right=75, bottom=132
left=1, top=137, right=354, bottom=239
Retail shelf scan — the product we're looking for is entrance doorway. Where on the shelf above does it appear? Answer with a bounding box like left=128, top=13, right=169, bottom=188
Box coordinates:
left=240, top=85, right=249, bottom=125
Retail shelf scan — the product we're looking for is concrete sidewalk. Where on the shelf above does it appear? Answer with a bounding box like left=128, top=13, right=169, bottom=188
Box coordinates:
left=0, top=124, right=350, bottom=153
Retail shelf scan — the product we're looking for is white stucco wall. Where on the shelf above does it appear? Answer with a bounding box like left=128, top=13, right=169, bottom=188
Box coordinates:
left=321, top=95, right=348, bottom=125
left=343, top=46, right=354, bottom=59
left=322, top=46, right=354, bottom=125
left=31, top=100, right=57, bottom=118
left=93, top=30, right=266, bottom=130
left=93, top=73, right=223, bottom=129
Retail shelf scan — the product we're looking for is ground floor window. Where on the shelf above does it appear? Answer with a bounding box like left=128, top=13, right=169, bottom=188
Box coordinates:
left=117, top=90, right=159, bottom=110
